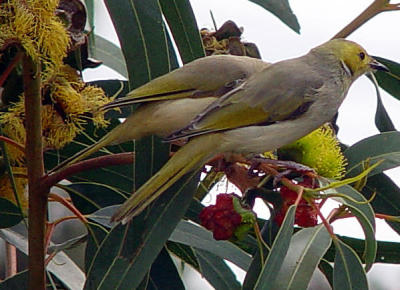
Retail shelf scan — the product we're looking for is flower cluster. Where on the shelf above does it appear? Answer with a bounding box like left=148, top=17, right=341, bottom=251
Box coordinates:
left=279, top=124, right=347, bottom=179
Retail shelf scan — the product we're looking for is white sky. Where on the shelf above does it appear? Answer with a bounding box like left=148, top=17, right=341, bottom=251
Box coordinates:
left=85, top=1, right=400, bottom=288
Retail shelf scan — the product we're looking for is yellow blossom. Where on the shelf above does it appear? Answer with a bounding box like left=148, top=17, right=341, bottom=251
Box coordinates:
left=279, top=125, right=347, bottom=179
left=0, top=168, right=28, bottom=213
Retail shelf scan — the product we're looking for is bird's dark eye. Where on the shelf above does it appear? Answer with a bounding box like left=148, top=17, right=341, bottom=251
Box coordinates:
left=359, top=52, right=365, bottom=60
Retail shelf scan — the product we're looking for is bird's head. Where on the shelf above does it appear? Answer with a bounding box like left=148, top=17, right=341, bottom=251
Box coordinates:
left=313, top=39, right=389, bottom=80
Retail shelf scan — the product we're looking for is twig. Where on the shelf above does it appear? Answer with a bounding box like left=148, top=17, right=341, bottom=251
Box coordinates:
left=333, top=0, right=400, bottom=39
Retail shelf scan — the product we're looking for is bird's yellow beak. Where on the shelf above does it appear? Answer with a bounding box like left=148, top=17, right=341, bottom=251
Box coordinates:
left=369, top=59, right=389, bottom=72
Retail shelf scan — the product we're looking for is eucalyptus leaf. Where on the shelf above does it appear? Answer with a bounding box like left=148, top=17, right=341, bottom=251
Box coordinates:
left=363, top=173, right=400, bottom=234
left=249, top=0, right=300, bottom=33
left=333, top=239, right=368, bottom=290
left=148, top=247, right=185, bottom=290
left=169, top=220, right=252, bottom=271
left=0, top=198, right=24, bottom=228
left=160, top=0, right=205, bottom=63
left=0, top=227, right=85, bottom=289
left=272, top=225, right=332, bottom=290
left=329, top=185, right=376, bottom=271
left=84, top=172, right=199, bottom=290
left=195, top=249, right=241, bottom=290
left=344, top=131, right=400, bottom=178
left=92, top=35, right=128, bottom=78
left=254, top=205, right=296, bottom=289
left=373, top=56, right=400, bottom=100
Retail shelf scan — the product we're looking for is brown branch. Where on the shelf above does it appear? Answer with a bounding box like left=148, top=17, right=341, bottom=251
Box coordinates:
left=0, top=51, right=23, bottom=88
left=23, top=55, right=47, bottom=290
left=5, top=242, right=17, bottom=278
left=0, top=136, right=25, bottom=153
left=333, top=0, right=399, bottom=39
left=43, top=152, right=135, bottom=189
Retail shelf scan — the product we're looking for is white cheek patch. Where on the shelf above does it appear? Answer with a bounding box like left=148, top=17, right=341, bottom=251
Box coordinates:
left=340, top=60, right=353, bottom=77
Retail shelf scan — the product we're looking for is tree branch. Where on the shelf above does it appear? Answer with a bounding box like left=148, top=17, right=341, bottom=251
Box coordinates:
left=333, top=0, right=399, bottom=39
left=23, top=55, right=47, bottom=290
left=43, top=152, right=135, bottom=189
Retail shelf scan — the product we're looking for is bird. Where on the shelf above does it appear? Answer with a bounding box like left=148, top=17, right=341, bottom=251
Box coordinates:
left=109, top=38, right=388, bottom=224
left=49, top=55, right=271, bottom=173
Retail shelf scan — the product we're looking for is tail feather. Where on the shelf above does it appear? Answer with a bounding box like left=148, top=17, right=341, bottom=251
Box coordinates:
left=49, top=129, right=118, bottom=174
left=102, top=89, right=195, bottom=111
left=111, top=136, right=217, bottom=224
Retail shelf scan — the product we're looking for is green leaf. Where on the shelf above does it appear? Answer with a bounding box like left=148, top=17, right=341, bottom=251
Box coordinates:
left=272, top=225, right=332, bottom=290
left=373, top=56, right=400, bottom=100
left=166, top=241, right=200, bottom=271
left=65, top=182, right=126, bottom=214
left=371, top=75, right=396, bottom=132
left=254, top=205, right=296, bottom=289
left=0, top=227, right=85, bottom=289
left=84, top=172, right=199, bottom=290
left=0, top=198, right=23, bottom=228
left=363, top=173, right=400, bottom=234
left=333, top=238, right=368, bottom=290
left=148, top=247, right=185, bottom=290
left=324, top=235, right=400, bottom=264
left=160, top=0, right=205, bottom=63
left=92, top=35, right=128, bottom=78
left=329, top=185, right=376, bottom=271
left=169, top=220, right=252, bottom=271
left=249, top=0, right=300, bottom=33
left=319, top=259, right=333, bottom=288
left=194, top=248, right=241, bottom=290
left=344, top=131, right=400, bottom=178
left=104, top=0, right=173, bottom=88
left=0, top=270, right=28, bottom=290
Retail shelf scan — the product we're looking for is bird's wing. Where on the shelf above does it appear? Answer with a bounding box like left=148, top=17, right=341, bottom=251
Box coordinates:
left=166, top=58, right=324, bottom=141
left=102, top=55, right=270, bottom=110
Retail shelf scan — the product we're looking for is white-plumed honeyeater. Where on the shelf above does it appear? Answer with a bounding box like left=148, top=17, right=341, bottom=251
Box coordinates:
left=53, top=39, right=389, bottom=224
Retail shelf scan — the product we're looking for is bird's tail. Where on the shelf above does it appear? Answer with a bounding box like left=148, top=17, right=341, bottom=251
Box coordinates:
left=48, top=124, right=127, bottom=174
left=111, top=135, right=217, bottom=224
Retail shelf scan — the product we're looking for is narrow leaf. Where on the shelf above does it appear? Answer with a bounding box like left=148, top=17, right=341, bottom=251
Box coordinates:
left=333, top=239, right=368, bottom=290
left=0, top=227, right=85, bottom=289
left=329, top=185, right=376, bottom=271
left=324, top=235, right=400, bottom=265
left=160, top=0, right=205, bottom=63
left=249, top=0, right=300, bottom=33
left=169, top=220, right=252, bottom=271
left=254, top=205, right=296, bottom=289
left=344, top=131, right=400, bottom=178
left=272, top=225, right=332, bottom=290
left=84, top=172, right=199, bottom=290
left=0, top=270, right=28, bottom=290
left=0, top=198, right=23, bottom=228
left=148, top=247, right=185, bottom=290
left=166, top=241, right=200, bottom=271
left=373, top=56, right=400, bottom=100
left=92, top=35, right=128, bottom=78
left=369, top=73, right=396, bottom=132
left=363, top=173, right=400, bottom=234
left=195, top=248, right=241, bottom=290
